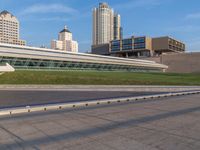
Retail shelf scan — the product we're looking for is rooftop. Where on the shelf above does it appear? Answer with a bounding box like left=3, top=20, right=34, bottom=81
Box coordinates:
left=60, top=26, right=71, bottom=33
left=99, top=2, right=110, bottom=9
left=0, top=10, right=14, bottom=17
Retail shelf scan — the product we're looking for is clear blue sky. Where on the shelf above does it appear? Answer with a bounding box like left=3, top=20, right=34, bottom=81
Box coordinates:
left=1, top=0, right=200, bottom=52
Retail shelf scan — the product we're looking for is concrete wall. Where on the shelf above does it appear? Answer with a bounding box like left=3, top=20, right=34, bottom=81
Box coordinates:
left=142, top=52, right=200, bottom=73
left=152, top=37, right=169, bottom=50
left=141, top=56, right=161, bottom=63
left=145, top=37, right=153, bottom=51
left=161, top=53, right=200, bottom=73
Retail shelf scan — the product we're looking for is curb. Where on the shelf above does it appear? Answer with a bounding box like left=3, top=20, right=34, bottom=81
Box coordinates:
left=0, top=85, right=200, bottom=92
left=0, top=91, right=200, bottom=116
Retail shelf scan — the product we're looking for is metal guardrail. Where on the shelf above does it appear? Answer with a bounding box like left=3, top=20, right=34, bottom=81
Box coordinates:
left=0, top=90, right=200, bottom=116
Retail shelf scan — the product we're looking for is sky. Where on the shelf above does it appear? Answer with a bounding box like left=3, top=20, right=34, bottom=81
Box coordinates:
left=1, top=0, right=200, bottom=52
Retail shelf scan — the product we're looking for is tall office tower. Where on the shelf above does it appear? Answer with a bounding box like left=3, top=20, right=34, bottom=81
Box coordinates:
left=51, top=26, right=78, bottom=53
left=93, top=3, right=122, bottom=45
left=120, top=27, right=123, bottom=39
left=0, top=10, right=26, bottom=45
left=114, top=14, right=121, bottom=40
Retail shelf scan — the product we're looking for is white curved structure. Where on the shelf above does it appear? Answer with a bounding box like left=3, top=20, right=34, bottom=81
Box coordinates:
left=0, top=63, right=15, bottom=74
left=0, top=43, right=168, bottom=72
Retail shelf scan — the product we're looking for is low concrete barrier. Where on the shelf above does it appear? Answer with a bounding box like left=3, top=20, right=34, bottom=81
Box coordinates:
left=0, top=85, right=200, bottom=92
left=0, top=90, right=200, bottom=117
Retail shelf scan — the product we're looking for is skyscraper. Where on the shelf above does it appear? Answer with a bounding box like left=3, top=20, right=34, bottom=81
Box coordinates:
left=114, top=14, right=121, bottom=40
left=51, top=26, right=78, bottom=53
left=92, top=3, right=121, bottom=46
left=0, top=10, right=26, bottom=45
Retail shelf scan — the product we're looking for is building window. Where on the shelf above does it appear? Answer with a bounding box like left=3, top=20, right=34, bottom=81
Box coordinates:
left=134, top=43, right=145, bottom=49
left=134, top=37, right=145, bottom=44
left=111, top=40, right=121, bottom=51
left=122, top=39, right=133, bottom=50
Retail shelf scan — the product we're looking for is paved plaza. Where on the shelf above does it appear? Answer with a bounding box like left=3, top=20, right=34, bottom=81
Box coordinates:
left=0, top=94, right=200, bottom=149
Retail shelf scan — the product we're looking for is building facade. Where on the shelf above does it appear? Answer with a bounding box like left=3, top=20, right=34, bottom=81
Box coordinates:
left=110, top=36, right=153, bottom=58
left=92, top=35, right=185, bottom=58
left=91, top=43, right=110, bottom=55
left=152, top=36, right=185, bottom=55
left=92, top=3, right=121, bottom=46
left=0, top=10, right=26, bottom=46
left=51, top=26, right=78, bottom=53
left=114, top=14, right=121, bottom=40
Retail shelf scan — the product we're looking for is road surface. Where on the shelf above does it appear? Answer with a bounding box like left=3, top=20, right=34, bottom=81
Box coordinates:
left=0, top=94, right=200, bottom=149
left=0, top=90, right=165, bottom=108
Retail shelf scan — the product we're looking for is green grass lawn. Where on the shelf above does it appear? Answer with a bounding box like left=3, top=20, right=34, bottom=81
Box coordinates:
left=0, top=70, right=200, bottom=85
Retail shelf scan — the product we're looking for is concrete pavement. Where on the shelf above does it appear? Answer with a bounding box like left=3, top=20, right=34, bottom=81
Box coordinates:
left=0, top=94, right=200, bottom=149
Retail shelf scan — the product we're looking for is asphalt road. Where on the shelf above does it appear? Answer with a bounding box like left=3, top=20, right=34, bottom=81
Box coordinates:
left=0, top=94, right=200, bottom=149
left=0, top=90, right=166, bottom=109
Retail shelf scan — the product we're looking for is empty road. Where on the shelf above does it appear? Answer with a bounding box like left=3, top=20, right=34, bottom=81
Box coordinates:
left=0, top=90, right=165, bottom=108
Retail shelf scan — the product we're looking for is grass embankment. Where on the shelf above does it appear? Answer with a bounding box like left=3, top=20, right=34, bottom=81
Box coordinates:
left=0, top=70, right=200, bottom=85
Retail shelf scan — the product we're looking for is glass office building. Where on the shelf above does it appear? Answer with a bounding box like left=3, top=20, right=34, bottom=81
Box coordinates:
left=122, top=38, right=134, bottom=51
left=110, top=36, right=152, bottom=57
left=111, top=40, right=121, bottom=52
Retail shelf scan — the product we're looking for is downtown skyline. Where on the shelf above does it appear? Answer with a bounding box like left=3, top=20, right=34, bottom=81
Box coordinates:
left=1, top=0, right=200, bottom=52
